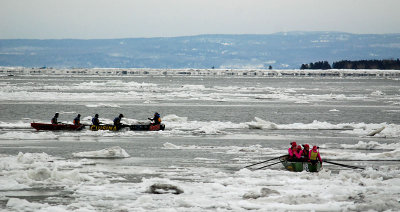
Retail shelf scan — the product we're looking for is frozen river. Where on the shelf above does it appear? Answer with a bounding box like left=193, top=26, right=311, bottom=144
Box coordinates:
left=0, top=72, right=399, bottom=211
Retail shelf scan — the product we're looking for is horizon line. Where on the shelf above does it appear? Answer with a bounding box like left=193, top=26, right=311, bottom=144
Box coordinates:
left=2, top=31, right=400, bottom=40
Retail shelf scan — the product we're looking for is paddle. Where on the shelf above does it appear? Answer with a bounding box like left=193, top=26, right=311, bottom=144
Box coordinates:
left=244, top=155, right=287, bottom=169
left=323, top=160, right=364, bottom=170
left=254, top=161, right=281, bottom=170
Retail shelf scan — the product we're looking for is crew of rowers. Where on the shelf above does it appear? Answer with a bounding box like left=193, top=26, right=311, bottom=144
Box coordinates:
left=288, top=141, right=323, bottom=165
left=51, top=112, right=162, bottom=126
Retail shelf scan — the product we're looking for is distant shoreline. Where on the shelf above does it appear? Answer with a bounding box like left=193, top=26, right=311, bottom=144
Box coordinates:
left=2, top=67, right=400, bottom=78
left=1, top=33, right=399, bottom=69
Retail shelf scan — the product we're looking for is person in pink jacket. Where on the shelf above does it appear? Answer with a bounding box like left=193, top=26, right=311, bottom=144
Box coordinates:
left=288, top=142, right=301, bottom=161
left=309, top=146, right=322, bottom=165
left=296, top=145, right=303, bottom=160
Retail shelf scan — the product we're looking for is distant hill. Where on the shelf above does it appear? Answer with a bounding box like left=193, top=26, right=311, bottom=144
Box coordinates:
left=1, top=32, right=399, bottom=69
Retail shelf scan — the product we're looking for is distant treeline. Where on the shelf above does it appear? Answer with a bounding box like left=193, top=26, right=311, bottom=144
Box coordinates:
left=300, top=59, right=400, bottom=70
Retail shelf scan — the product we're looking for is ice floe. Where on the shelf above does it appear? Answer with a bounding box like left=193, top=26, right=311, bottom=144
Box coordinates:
left=72, top=146, right=130, bottom=158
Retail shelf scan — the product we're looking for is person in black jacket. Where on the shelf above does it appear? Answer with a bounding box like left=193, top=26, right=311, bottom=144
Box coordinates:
left=92, top=114, right=100, bottom=125
left=51, top=113, right=59, bottom=124
left=73, top=114, right=81, bottom=125
left=113, top=114, right=124, bottom=127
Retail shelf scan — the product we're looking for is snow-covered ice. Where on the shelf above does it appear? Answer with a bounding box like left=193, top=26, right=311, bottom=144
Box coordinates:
left=0, top=70, right=399, bottom=211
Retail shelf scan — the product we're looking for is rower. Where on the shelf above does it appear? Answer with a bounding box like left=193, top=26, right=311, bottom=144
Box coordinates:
left=73, top=114, right=81, bottom=125
left=295, top=145, right=303, bottom=161
left=148, top=112, right=161, bottom=125
left=51, top=113, right=60, bottom=124
left=92, top=114, right=100, bottom=126
left=300, top=144, right=310, bottom=162
left=113, top=114, right=124, bottom=127
left=288, top=141, right=298, bottom=161
left=309, top=146, right=323, bottom=165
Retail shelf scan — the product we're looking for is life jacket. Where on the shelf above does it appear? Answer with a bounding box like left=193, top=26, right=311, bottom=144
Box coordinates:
left=51, top=117, right=57, bottom=124
left=310, top=150, right=318, bottom=160
left=155, top=117, right=161, bottom=124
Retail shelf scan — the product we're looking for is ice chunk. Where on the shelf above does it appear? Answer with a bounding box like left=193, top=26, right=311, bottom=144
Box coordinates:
left=72, top=146, right=130, bottom=158
left=28, top=167, right=51, bottom=181
left=148, top=183, right=184, bottom=194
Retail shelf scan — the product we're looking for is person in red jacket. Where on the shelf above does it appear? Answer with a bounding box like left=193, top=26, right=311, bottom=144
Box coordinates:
left=309, top=146, right=322, bottom=165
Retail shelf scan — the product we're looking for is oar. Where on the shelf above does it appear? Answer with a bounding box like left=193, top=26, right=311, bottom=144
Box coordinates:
left=254, top=161, right=281, bottom=170
left=244, top=155, right=287, bottom=169
left=323, top=160, right=364, bottom=170
left=324, top=159, right=400, bottom=162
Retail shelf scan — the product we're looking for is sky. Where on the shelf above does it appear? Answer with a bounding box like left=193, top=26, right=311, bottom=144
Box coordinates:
left=1, top=0, right=400, bottom=39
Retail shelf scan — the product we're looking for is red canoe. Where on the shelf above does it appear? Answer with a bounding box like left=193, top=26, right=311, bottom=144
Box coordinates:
left=31, top=123, right=85, bottom=131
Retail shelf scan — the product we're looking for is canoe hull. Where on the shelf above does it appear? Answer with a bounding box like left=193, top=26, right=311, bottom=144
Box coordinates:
left=31, top=123, right=84, bottom=131
left=279, top=155, right=322, bottom=172
left=305, top=162, right=322, bottom=172
left=89, top=125, right=119, bottom=131
left=89, top=124, right=165, bottom=131
left=130, top=124, right=165, bottom=131
left=280, top=156, right=304, bottom=172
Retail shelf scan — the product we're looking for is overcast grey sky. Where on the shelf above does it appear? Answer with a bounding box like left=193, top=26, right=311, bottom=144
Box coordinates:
left=1, top=0, right=400, bottom=39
